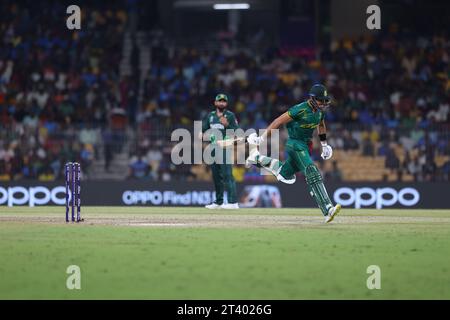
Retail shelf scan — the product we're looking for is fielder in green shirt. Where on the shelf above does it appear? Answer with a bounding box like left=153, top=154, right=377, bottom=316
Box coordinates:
left=201, top=93, right=240, bottom=209
left=246, top=84, right=341, bottom=223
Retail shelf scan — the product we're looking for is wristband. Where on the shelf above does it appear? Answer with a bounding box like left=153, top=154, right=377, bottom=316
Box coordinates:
left=319, top=133, right=327, bottom=141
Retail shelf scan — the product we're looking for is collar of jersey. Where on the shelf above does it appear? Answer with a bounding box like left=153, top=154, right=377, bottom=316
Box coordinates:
left=307, top=100, right=319, bottom=113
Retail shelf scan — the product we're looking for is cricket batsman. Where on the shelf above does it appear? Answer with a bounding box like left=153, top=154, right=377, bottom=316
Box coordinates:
left=246, top=84, right=341, bottom=222
left=201, top=93, right=240, bottom=209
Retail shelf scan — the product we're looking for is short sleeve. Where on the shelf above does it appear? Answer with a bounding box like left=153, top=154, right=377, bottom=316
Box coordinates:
left=287, top=104, right=305, bottom=121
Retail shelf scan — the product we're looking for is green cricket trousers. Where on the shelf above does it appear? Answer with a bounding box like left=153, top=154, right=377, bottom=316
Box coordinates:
left=210, top=148, right=237, bottom=204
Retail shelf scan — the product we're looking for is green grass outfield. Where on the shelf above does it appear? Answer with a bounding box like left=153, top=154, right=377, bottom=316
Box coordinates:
left=1, top=206, right=450, bottom=299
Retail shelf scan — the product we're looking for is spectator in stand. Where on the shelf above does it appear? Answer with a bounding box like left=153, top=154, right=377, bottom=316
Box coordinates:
left=79, top=125, right=100, bottom=159
left=407, top=157, right=421, bottom=182
left=80, top=144, right=95, bottom=178
left=378, top=141, right=390, bottom=157
left=362, top=136, right=375, bottom=157
left=385, top=144, right=400, bottom=171
left=147, top=146, right=163, bottom=180
left=128, top=154, right=149, bottom=179
left=342, top=130, right=359, bottom=151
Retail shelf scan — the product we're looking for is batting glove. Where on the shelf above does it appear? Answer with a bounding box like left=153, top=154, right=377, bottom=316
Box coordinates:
left=321, top=142, right=333, bottom=160
left=247, top=133, right=264, bottom=146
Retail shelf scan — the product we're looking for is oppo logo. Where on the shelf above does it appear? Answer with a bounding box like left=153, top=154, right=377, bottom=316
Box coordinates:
left=333, top=187, right=420, bottom=209
left=122, top=190, right=215, bottom=205
left=0, top=186, right=67, bottom=207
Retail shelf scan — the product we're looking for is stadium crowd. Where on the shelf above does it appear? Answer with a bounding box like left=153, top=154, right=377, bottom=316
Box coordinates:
left=0, top=1, right=128, bottom=180
left=130, top=28, right=450, bottom=182
left=1, top=0, right=449, bottom=182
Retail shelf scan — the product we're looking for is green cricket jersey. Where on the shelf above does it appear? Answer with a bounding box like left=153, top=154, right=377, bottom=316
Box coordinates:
left=202, top=109, right=239, bottom=136
left=286, top=101, right=324, bottom=143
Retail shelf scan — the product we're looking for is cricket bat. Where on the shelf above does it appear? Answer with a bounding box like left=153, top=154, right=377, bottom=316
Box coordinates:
left=216, top=137, right=245, bottom=148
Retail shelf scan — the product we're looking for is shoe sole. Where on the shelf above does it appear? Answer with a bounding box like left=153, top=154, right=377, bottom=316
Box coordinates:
left=275, top=173, right=296, bottom=184
left=326, top=204, right=341, bottom=223
left=245, top=160, right=256, bottom=168
left=245, top=153, right=258, bottom=168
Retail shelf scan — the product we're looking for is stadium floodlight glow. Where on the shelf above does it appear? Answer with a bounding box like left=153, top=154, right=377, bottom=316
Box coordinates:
left=213, top=3, right=250, bottom=10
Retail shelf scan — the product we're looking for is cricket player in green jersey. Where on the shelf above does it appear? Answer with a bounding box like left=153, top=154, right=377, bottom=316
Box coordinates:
left=201, top=93, right=240, bottom=209
left=246, top=84, right=341, bottom=223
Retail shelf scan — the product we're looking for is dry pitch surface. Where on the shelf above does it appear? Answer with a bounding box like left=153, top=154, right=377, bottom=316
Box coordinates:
left=2, top=206, right=450, bottom=228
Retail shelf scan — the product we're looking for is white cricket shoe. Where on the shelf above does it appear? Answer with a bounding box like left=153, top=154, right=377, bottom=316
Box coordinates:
left=324, top=204, right=341, bottom=223
left=245, top=145, right=260, bottom=168
left=205, top=203, right=222, bottom=209
left=221, top=203, right=239, bottom=210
